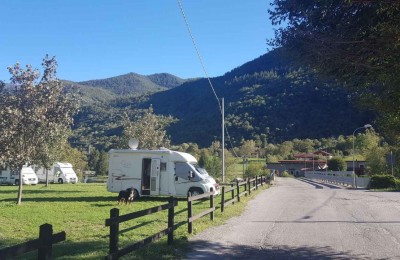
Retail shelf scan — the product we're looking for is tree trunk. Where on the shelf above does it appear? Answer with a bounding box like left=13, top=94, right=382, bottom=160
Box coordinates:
left=17, top=170, right=23, bottom=205
left=45, top=168, right=49, bottom=187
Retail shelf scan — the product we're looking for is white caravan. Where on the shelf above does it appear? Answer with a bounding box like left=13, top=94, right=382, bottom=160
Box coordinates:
left=35, top=162, right=78, bottom=184
left=0, top=166, right=38, bottom=185
left=107, top=148, right=220, bottom=198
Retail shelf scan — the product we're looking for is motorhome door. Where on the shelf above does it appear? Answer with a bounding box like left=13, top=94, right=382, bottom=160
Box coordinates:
left=150, top=159, right=160, bottom=195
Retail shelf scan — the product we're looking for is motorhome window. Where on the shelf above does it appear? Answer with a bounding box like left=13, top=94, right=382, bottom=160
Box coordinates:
left=160, top=162, right=167, bottom=172
left=175, top=162, right=192, bottom=180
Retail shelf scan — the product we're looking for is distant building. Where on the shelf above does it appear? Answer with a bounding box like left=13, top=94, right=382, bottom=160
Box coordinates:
left=266, top=151, right=332, bottom=177
left=345, top=160, right=367, bottom=175
left=267, top=151, right=368, bottom=176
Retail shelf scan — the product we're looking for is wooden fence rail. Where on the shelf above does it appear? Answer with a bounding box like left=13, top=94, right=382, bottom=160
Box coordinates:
left=0, top=223, right=66, bottom=260
left=105, top=197, right=177, bottom=260
left=187, top=189, right=215, bottom=234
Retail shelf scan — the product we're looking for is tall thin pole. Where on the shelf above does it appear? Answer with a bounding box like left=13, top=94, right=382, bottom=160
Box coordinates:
left=352, top=130, right=357, bottom=188
left=391, top=151, right=394, bottom=176
left=222, top=98, right=225, bottom=183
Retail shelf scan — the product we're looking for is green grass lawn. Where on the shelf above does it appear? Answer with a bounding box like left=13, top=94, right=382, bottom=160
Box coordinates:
left=0, top=181, right=270, bottom=259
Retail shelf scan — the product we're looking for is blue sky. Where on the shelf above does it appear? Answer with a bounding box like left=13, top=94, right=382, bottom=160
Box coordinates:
left=1, top=0, right=276, bottom=82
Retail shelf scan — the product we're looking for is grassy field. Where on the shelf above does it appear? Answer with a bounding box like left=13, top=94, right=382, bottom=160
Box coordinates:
left=0, top=181, right=269, bottom=259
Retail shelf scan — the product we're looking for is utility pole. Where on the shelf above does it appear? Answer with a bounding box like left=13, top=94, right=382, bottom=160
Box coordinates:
left=222, top=98, right=225, bottom=183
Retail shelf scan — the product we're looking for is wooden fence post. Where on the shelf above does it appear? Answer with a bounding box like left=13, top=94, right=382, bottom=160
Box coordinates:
left=210, top=189, right=214, bottom=221
left=256, top=175, right=258, bottom=190
left=248, top=179, right=251, bottom=195
left=38, top=223, right=53, bottom=260
left=231, top=184, right=234, bottom=204
left=188, top=192, right=193, bottom=234
left=109, top=208, right=120, bottom=259
left=221, top=186, right=225, bottom=212
left=236, top=181, right=240, bottom=202
left=168, top=197, right=174, bottom=245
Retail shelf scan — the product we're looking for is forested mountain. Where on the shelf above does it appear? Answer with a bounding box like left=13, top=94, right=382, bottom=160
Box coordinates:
left=141, top=49, right=374, bottom=146
left=70, top=48, right=374, bottom=149
left=77, top=72, right=186, bottom=95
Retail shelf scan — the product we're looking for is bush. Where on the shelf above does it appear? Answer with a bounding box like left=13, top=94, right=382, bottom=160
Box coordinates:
left=327, top=157, right=347, bottom=171
left=368, top=175, right=397, bottom=189
left=396, top=179, right=400, bottom=190
left=245, top=163, right=269, bottom=177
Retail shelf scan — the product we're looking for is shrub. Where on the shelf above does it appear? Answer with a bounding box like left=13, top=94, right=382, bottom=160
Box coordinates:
left=368, top=174, right=397, bottom=189
left=396, top=179, right=400, bottom=190
left=327, top=157, right=347, bottom=171
left=245, top=163, right=269, bottom=177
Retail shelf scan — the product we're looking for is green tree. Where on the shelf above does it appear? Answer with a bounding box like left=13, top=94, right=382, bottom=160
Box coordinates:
left=238, top=140, right=257, bottom=157
left=0, top=56, right=77, bottom=205
left=58, top=142, right=88, bottom=179
left=122, top=106, right=174, bottom=149
left=97, top=151, right=109, bottom=176
left=327, top=157, right=347, bottom=171
left=269, top=1, right=400, bottom=143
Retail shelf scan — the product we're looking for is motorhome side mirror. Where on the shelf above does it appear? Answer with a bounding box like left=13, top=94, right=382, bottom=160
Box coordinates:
left=188, top=170, right=194, bottom=179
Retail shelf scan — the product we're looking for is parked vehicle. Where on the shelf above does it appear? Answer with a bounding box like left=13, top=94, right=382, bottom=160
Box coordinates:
left=107, top=148, right=220, bottom=199
left=35, top=162, right=78, bottom=184
left=0, top=165, right=38, bottom=185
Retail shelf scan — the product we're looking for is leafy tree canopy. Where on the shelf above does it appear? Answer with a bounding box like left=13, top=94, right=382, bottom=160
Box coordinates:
left=268, top=0, right=400, bottom=144
left=0, top=55, right=78, bottom=204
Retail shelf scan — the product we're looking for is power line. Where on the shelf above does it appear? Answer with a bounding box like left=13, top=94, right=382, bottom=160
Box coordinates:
left=177, top=0, right=239, bottom=158
left=177, top=0, right=221, bottom=111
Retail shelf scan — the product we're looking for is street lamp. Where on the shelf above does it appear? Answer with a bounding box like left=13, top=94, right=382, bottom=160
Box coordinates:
left=352, top=124, right=373, bottom=188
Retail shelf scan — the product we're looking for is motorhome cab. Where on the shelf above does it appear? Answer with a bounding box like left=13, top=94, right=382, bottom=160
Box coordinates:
left=107, top=148, right=220, bottom=198
left=35, top=162, right=78, bottom=184
left=0, top=165, right=38, bottom=185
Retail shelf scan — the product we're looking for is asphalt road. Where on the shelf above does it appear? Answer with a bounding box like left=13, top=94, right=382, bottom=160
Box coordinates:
left=185, top=177, right=400, bottom=259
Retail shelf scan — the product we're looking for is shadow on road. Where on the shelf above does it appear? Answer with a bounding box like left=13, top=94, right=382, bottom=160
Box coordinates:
left=186, top=240, right=367, bottom=259
left=296, top=178, right=324, bottom=189
left=299, top=178, right=343, bottom=190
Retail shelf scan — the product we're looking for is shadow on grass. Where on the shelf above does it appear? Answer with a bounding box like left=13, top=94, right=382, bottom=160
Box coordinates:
left=0, top=189, right=86, bottom=195
left=186, top=240, right=368, bottom=259
left=1, top=196, right=116, bottom=203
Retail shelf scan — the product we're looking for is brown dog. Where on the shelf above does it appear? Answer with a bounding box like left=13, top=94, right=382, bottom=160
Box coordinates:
left=117, top=188, right=135, bottom=205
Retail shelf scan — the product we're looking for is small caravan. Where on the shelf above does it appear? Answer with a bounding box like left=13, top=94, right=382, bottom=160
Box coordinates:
left=35, top=162, right=78, bottom=184
left=0, top=166, right=38, bottom=185
left=107, top=148, right=220, bottom=198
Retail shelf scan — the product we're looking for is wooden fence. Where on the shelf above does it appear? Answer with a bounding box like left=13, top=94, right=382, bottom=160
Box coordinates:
left=0, top=223, right=66, bottom=260
left=105, top=197, right=177, bottom=260
left=221, top=175, right=267, bottom=212
left=187, top=189, right=215, bottom=234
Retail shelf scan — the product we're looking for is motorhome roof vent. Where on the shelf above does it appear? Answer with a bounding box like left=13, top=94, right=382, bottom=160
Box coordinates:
left=159, top=147, right=169, bottom=151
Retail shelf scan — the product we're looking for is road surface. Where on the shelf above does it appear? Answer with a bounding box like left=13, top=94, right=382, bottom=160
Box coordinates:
left=186, top=177, right=400, bottom=259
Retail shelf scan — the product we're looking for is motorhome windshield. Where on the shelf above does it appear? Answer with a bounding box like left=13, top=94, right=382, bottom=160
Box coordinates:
left=61, top=168, right=75, bottom=175
left=192, top=164, right=209, bottom=175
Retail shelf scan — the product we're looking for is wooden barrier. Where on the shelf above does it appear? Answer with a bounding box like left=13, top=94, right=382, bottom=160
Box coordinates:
left=221, top=184, right=236, bottom=212
left=0, top=223, right=66, bottom=260
left=187, top=190, right=215, bottom=234
left=105, top=197, right=177, bottom=260
left=236, top=180, right=248, bottom=202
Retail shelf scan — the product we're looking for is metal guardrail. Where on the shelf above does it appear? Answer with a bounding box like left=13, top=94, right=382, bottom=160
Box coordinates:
left=305, top=171, right=371, bottom=188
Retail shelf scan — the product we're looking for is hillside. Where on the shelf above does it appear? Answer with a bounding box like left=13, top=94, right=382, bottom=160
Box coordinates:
left=141, top=49, right=374, bottom=146
left=78, top=72, right=186, bottom=95
left=71, top=49, right=374, bottom=149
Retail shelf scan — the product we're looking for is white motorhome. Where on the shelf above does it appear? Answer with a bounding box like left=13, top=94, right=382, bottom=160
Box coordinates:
left=107, top=148, right=220, bottom=198
left=0, top=166, right=38, bottom=185
left=35, top=162, right=78, bottom=184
